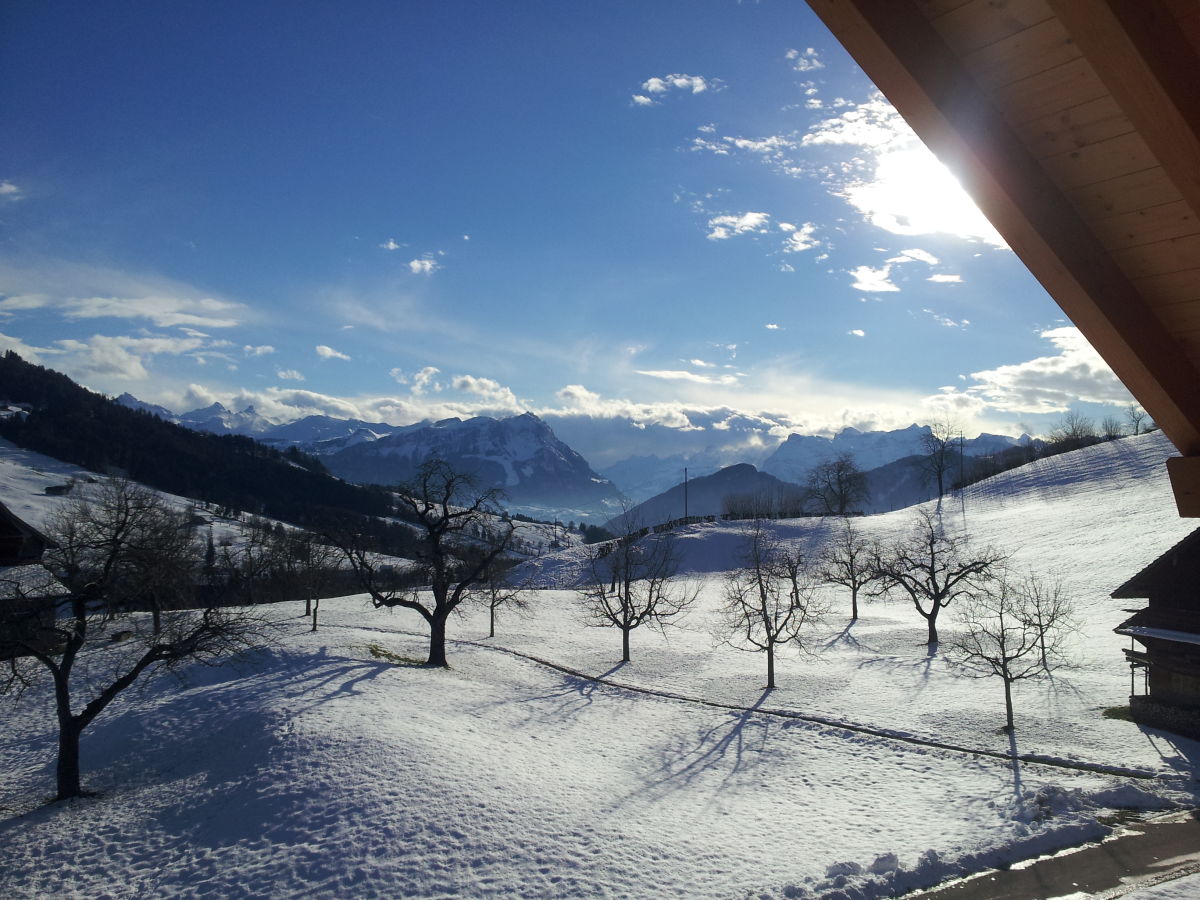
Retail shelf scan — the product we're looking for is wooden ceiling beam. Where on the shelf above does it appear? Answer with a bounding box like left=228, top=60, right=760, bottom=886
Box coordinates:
left=1048, top=0, right=1200, bottom=223
left=805, top=0, right=1200, bottom=514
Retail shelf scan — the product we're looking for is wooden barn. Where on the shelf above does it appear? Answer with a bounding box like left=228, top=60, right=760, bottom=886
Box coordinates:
left=0, top=501, right=68, bottom=659
left=1113, top=529, right=1200, bottom=738
left=803, top=0, right=1200, bottom=732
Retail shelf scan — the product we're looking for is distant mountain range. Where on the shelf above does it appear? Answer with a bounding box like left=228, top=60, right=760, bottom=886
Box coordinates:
left=116, top=392, right=1035, bottom=525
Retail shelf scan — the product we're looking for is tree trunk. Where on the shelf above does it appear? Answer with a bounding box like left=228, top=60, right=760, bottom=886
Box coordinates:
left=850, top=587, right=859, bottom=621
left=766, top=643, right=775, bottom=689
left=427, top=614, right=449, bottom=667
left=489, top=605, right=496, bottom=638
left=56, top=717, right=83, bottom=800
left=621, top=627, right=630, bottom=663
left=1003, top=674, right=1015, bottom=732
left=926, top=612, right=939, bottom=645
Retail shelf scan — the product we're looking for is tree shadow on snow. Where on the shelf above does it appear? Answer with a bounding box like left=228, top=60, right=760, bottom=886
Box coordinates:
left=473, top=661, right=630, bottom=726
left=0, top=646, right=396, bottom=818
left=1137, top=725, right=1200, bottom=780
left=822, top=619, right=876, bottom=653
left=853, top=642, right=940, bottom=693
left=625, top=688, right=775, bottom=807
left=1007, top=729, right=1024, bottom=801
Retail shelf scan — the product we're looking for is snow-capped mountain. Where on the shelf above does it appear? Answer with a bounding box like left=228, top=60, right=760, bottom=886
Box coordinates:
left=258, top=415, right=401, bottom=455
left=175, top=402, right=278, bottom=436
left=761, top=424, right=931, bottom=483
left=115, top=393, right=176, bottom=421
left=761, top=424, right=1028, bottom=485
left=323, top=412, right=623, bottom=522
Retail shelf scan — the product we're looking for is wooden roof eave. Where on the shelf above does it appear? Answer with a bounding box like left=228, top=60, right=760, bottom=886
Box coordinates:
left=805, top=0, right=1200, bottom=515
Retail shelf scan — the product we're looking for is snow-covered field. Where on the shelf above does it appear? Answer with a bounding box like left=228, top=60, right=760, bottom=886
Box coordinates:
left=2, top=432, right=1199, bottom=898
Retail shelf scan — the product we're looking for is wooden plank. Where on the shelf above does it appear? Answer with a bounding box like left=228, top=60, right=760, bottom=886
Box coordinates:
left=962, top=17, right=1080, bottom=91
left=1112, top=233, right=1200, bottom=278
left=1010, top=95, right=1133, bottom=160
left=1066, top=167, right=1182, bottom=220
left=1167, top=457, right=1200, bottom=517
left=915, top=0, right=974, bottom=18
left=1037, top=130, right=1159, bottom=191
left=804, top=0, right=1200, bottom=472
left=1181, top=13, right=1200, bottom=48
left=1049, top=0, right=1200, bottom=235
left=928, top=0, right=1053, bottom=56
left=991, top=57, right=1110, bottom=126
left=1090, top=200, right=1200, bottom=252
left=1132, top=267, right=1200, bottom=305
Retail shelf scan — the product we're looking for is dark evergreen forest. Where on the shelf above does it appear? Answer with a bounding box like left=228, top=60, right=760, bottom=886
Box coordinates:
left=0, top=352, right=415, bottom=555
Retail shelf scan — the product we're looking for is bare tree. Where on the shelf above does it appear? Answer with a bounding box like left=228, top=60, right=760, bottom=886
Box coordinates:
left=1, top=479, right=263, bottom=800
left=806, top=452, right=869, bottom=516
left=1125, top=404, right=1148, bottom=436
left=947, top=570, right=1074, bottom=731
left=478, top=559, right=530, bottom=638
left=1048, top=410, right=1098, bottom=451
left=1018, top=572, right=1076, bottom=672
left=921, top=417, right=961, bottom=500
left=818, top=517, right=879, bottom=621
left=336, top=459, right=514, bottom=667
left=580, top=526, right=696, bottom=663
left=717, top=520, right=826, bottom=688
left=1100, top=415, right=1124, bottom=441
left=279, top=531, right=342, bottom=632
left=873, top=509, right=1005, bottom=646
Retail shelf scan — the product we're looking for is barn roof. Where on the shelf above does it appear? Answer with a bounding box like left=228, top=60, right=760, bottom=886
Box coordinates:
left=1111, top=525, right=1200, bottom=599
left=805, top=0, right=1200, bottom=515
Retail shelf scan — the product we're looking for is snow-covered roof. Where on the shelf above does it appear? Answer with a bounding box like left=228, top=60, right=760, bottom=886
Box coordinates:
left=1111, top=526, right=1200, bottom=599
left=1113, top=625, right=1200, bottom=648
left=0, top=563, right=70, bottom=599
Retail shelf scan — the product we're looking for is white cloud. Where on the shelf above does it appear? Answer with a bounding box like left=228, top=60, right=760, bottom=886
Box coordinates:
left=379, top=238, right=403, bottom=251
left=244, top=344, right=275, bottom=356
left=922, top=309, right=969, bottom=328
left=891, top=248, right=939, bottom=265
left=765, top=323, right=780, bottom=330
left=689, top=358, right=716, bottom=368
left=848, top=329, right=866, bottom=337
left=315, top=344, right=351, bottom=361
left=450, top=374, right=521, bottom=410
left=631, top=94, right=655, bottom=107
left=409, top=257, right=441, bottom=275
left=412, top=366, right=441, bottom=394
left=849, top=264, right=899, bottom=292
left=786, top=48, right=824, bottom=72
left=636, top=369, right=740, bottom=386
left=276, top=369, right=305, bottom=381
left=0, top=331, right=50, bottom=363
left=928, top=274, right=963, bottom=284
left=707, top=212, right=771, bottom=240
left=935, top=326, right=1133, bottom=415
left=782, top=222, right=819, bottom=253
left=642, top=73, right=718, bottom=96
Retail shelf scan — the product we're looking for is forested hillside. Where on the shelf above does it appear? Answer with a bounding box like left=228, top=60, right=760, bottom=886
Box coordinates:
left=0, top=352, right=410, bottom=549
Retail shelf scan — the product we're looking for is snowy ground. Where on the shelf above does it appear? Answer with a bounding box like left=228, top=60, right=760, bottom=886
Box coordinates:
left=2, top=432, right=1199, bottom=898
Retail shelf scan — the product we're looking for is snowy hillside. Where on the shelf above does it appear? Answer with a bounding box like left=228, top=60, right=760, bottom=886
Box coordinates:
left=2, top=430, right=1198, bottom=899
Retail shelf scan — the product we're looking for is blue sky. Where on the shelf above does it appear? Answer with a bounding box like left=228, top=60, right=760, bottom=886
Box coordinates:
left=0, top=0, right=1138, bottom=466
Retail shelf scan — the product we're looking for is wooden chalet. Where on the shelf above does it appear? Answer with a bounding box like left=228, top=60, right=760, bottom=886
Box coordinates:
left=0, top=501, right=67, bottom=659
left=1113, top=528, right=1200, bottom=738
left=803, top=0, right=1200, bottom=731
